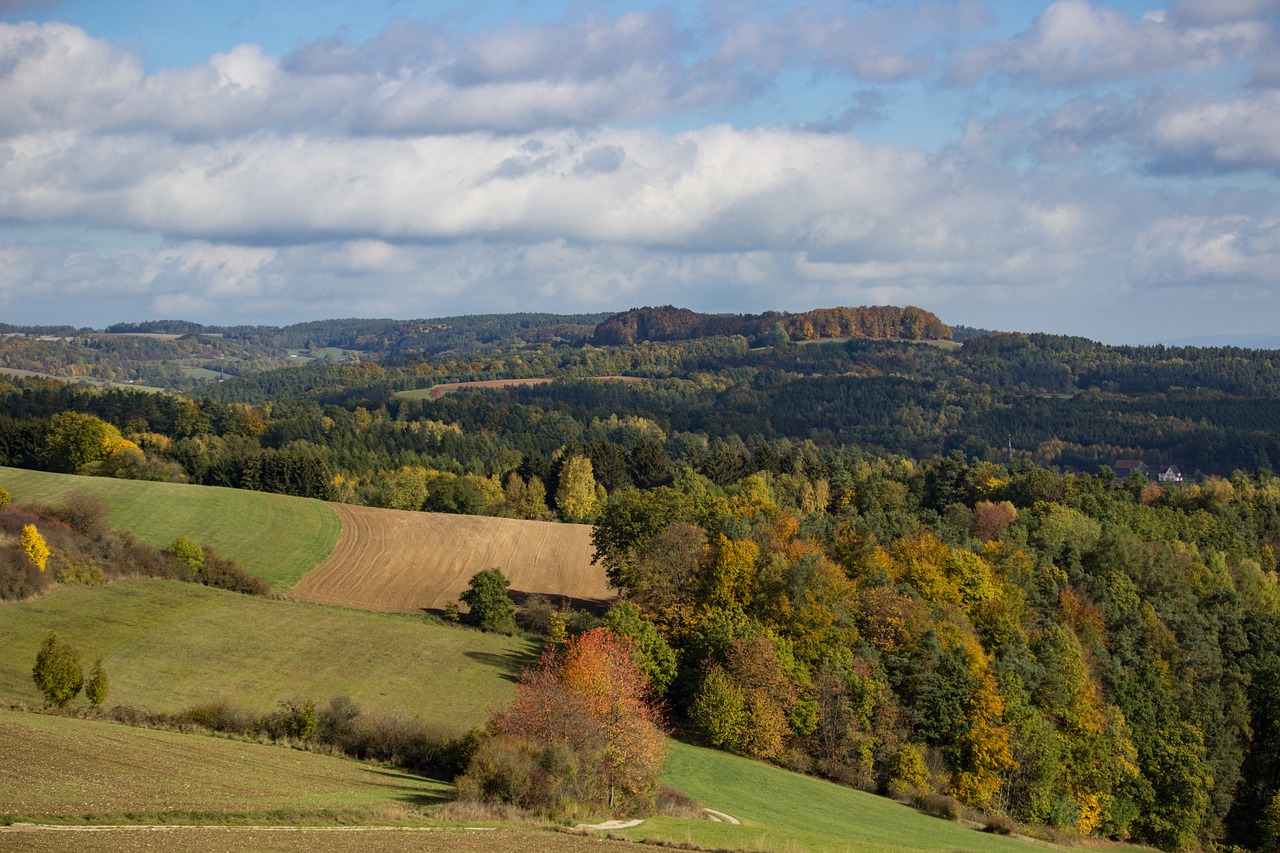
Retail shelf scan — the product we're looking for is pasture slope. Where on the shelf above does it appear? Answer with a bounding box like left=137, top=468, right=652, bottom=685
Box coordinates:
left=292, top=503, right=612, bottom=613
left=394, top=375, right=644, bottom=400
left=0, top=581, right=537, bottom=721
left=0, top=713, right=629, bottom=852
left=0, top=467, right=339, bottom=590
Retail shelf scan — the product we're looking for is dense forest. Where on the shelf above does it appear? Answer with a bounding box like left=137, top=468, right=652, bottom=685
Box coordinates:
left=4, top=308, right=1280, bottom=848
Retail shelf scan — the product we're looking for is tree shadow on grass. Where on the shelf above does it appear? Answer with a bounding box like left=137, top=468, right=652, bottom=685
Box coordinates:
left=462, top=646, right=541, bottom=683
left=361, top=767, right=453, bottom=807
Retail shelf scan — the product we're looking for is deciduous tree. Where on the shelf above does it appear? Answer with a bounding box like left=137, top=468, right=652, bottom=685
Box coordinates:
left=20, top=524, right=48, bottom=571
left=32, top=631, right=83, bottom=707
left=460, top=568, right=517, bottom=634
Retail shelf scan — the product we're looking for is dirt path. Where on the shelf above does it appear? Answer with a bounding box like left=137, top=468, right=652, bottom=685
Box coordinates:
left=0, top=824, right=637, bottom=852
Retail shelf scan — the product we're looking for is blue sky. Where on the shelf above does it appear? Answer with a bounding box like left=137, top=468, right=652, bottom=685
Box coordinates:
left=2, top=0, right=1277, bottom=343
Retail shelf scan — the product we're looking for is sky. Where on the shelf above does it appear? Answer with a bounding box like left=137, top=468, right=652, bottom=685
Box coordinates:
left=1, top=0, right=1278, bottom=343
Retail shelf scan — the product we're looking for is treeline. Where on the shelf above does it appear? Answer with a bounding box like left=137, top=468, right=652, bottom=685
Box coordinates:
left=0, top=312, right=612, bottom=391
left=591, top=304, right=951, bottom=345
left=575, top=455, right=1280, bottom=850
left=3, top=328, right=1280, bottom=511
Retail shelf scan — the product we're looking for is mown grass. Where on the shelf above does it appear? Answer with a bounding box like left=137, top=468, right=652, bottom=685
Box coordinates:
left=614, top=741, right=1058, bottom=853
left=0, top=467, right=340, bottom=590
left=0, top=581, right=537, bottom=724
left=0, top=710, right=451, bottom=825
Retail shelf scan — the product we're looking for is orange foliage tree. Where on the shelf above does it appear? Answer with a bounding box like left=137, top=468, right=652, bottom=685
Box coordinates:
left=494, top=628, right=667, bottom=810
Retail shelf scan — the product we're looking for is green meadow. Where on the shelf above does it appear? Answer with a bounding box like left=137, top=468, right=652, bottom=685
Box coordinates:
left=0, top=710, right=451, bottom=825
left=0, top=581, right=536, bottom=723
left=0, top=467, right=340, bottom=590
left=628, top=741, right=1056, bottom=853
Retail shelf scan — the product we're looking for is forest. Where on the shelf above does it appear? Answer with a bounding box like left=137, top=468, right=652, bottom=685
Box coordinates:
left=3, top=307, right=1280, bottom=849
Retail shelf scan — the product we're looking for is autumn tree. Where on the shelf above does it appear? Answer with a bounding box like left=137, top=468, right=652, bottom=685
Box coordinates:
left=20, top=524, right=49, bottom=572
left=556, top=455, right=603, bottom=523
left=39, top=412, right=127, bottom=474
left=32, top=631, right=83, bottom=707
left=473, top=628, right=668, bottom=812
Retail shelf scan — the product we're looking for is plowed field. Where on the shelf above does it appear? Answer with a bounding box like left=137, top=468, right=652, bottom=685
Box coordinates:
left=291, top=503, right=613, bottom=613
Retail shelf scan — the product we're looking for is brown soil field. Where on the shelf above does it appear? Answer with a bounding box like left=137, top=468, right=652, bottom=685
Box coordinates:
left=290, top=504, right=614, bottom=613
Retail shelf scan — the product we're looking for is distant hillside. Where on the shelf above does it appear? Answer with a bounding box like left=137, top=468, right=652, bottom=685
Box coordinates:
left=591, top=304, right=951, bottom=345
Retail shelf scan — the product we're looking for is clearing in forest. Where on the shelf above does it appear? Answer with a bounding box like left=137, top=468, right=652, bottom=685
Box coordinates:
left=291, top=503, right=613, bottom=613
left=395, top=375, right=644, bottom=400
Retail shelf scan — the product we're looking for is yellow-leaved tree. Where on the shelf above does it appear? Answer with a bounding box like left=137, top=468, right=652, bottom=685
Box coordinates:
left=21, top=524, right=49, bottom=571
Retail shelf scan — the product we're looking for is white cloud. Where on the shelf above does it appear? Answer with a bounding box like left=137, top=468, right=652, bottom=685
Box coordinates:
left=953, top=0, right=1274, bottom=86
left=1151, top=91, right=1280, bottom=172
left=1, top=5, right=1278, bottom=342
left=1130, top=215, right=1280, bottom=287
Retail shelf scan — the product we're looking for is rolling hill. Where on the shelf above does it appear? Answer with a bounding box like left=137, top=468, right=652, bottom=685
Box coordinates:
left=0, top=581, right=536, bottom=722
left=292, top=503, right=611, bottom=613
left=0, top=467, right=339, bottom=591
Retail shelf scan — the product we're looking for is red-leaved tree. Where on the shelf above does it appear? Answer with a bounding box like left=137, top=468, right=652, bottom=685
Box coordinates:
left=494, top=627, right=667, bottom=810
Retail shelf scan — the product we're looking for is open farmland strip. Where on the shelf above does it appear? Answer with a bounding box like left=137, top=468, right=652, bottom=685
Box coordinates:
left=291, top=504, right=612, bottom=613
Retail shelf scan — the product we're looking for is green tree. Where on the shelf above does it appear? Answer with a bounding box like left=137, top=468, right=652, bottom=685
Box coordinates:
left=167, top=536, right=206, bottom=572
left=40, top=411, right=125, bottom=473
left=602, top=600, right=678, bottom=694
left=32, top=631, right=84, bottom=707
left=556, top=455, right=603, bottom=523
left=85, top=657, right=108, bottom=707
left=460, top=568, right=517, bottom=634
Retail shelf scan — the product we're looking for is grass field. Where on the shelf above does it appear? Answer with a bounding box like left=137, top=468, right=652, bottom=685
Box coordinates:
left=395, top=376, right=644, bottom=401
left=0, top=712, right=636, bottom=852
left=394, top=377, right=557, bottom=400
left=293, top=503, right=610, bottom=613
left=0, top=581, right=536, bottom=723
left=623, top=742, right=1055, bottom=853
left=0, top=467, right=340, bottom=590
left=0, top=710, right=450, bottom=824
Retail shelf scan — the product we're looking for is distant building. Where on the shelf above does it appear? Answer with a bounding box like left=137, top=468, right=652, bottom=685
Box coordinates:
left=1114, top=460, right=1149, bottom=479
left=1156, top=465, right=1184, bottom=483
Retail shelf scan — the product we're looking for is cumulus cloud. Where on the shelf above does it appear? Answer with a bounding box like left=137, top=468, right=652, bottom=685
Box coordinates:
left=1150, top=91, right=1280, bottom=173
left=1, top=3, right=1279, bottom=342
left=953, top=0, right=1275, bottom=86
left=1130, top=215, right=1280, bottom=287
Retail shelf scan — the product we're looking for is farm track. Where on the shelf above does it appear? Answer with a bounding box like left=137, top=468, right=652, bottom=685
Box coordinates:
left=291, top=504, right=614, bottom=613
left=0, top=825, right=638, bottom=852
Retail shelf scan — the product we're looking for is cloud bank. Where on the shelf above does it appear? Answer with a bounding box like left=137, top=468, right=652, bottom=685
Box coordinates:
left=1, top=2, right=1277, bottom=342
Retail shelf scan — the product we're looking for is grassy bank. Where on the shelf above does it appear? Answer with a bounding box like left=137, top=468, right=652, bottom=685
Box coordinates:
left=0, top=581, right=536, bottom=723
left=0, top=467, right=340, bottom=590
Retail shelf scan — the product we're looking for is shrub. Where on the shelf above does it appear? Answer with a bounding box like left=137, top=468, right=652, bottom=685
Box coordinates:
left=180, top=701, right=256, bottom=733
left=516, top=594, right=556, bottom=635
left=32, top=630, right=83, bottom=707
left=460, top=568, right=517, bottom=634
left=0, top=486, right=9, bottom=508
left=984, top=813, right=1018, bottom=835
left=167, top=537, right=205, bottom=573
left=264, top=698, right=318, bottom=742
left=20, top=524, right=49, bottom=571
left=54, top=491, right=108, bottom=538
left=915, top=791, right=963, bottom=821
left=315, top=695, right=362, bottom=744
left=84, top=658, right=108, bottom=707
